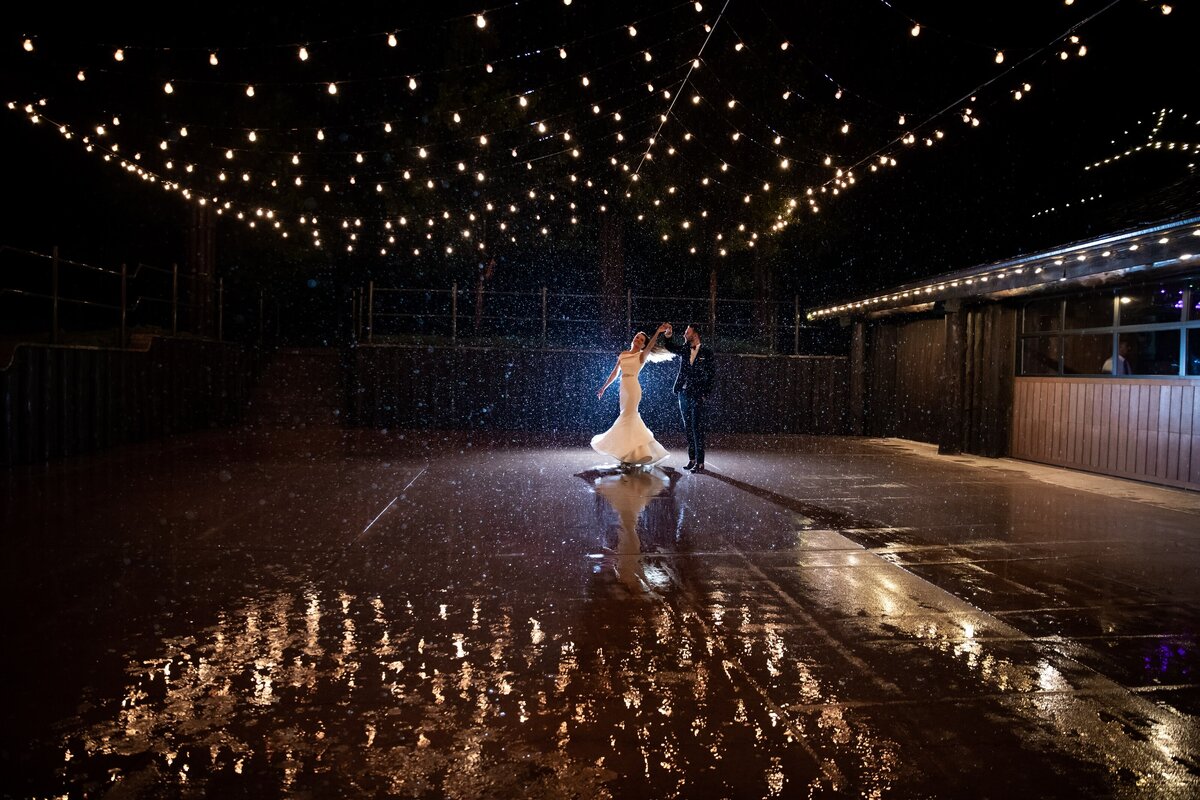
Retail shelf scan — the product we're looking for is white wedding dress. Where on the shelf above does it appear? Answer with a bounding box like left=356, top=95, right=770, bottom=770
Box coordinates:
left=591, top=351, right=669, bottom=466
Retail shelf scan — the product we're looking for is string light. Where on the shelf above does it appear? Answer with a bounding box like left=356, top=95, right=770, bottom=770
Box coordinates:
left=10, top=1, right=1151, bottom=257
left=299, top=46, right=309, bottom=61
left=476, top=13, right=487, bottom=29
left=209, top=52, right=219, bottom=66
left=23, top=38, right=34, bottom=52
left=113, top=48, right=124, bottom=61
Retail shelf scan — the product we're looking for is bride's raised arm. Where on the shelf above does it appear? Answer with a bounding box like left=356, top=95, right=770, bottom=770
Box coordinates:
left=639, top=328, right=663, bottom=364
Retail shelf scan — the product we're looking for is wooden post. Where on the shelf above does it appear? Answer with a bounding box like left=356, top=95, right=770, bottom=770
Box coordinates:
left=793, top=295, right=800, bottom=355
left=51, top=246, right=60, bottom=345
left=451, top=280, right=458, bottom=343
left=217, top=277, right=224, bottom=342
left=119, top=263, right=127, bottom=348
left=849, top=320, right=865, bottom=435
left=367, top=281, right=374, bottom=344
left=541, top=286, right=547, bottom=348
left=708, top=267, right=717, bottom=336
left=171, top=262, right=179, bottom=336
left=938, top=302, right=965, bottom=455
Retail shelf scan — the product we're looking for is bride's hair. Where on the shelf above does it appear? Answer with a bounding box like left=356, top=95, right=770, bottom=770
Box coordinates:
left=634, top=330, right=676, bottom=363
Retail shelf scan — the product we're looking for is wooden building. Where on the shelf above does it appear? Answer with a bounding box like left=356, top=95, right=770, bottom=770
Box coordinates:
left=812, top=214, right=1200, bottom=490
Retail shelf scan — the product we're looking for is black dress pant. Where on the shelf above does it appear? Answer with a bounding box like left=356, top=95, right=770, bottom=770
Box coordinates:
left=678, top=393, right=706, bottom=464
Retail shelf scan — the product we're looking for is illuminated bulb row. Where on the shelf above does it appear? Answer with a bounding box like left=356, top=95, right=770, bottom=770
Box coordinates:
left=808, top=228, right=1200, bottom=318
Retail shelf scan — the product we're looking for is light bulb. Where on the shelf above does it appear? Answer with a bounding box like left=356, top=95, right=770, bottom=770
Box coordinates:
left=77, top=70, right=86, bottom=80
left=317, top=129, right=324, bottom=140
left=23, top=38, right=34, bottom=52
left=519, top=95, right=528, bottom=107
left=246, top=85, right=255, bottom=97
left=628, top=25, right=637, bottom=36
left=387, top=33, right=397, bottom=47
left=560, top=47, right=567, bottom=59
left=384, top=122, right=392, bottom=133
left=209, top=52, right=219, bottom=66
left=408, top=77, right=417, bottom=90
left=995, top=50, right=1004, bottom=64
left=114, top=48, right=124, bottom=61
left=644, top=51, right=652, bottom=61
left=418, top=147, right=427, bottom=158
left=695, top=2, right=703, bottom=10
left=164, top=82, right=173, bottom=94
left=911, top=23, right=920, bottom=36
left=479, top=134, right=488, bottom=145
left=476, top=14, right=486, bottom=28
left=299, top=46, right=309, bottom=61
left=328, top=83, right=337, bottom=94
left=248, top=131, right=257, bottom=142
left=292, top=154, right=300, bottom=165
left=780, top=41, right=789, bottom=50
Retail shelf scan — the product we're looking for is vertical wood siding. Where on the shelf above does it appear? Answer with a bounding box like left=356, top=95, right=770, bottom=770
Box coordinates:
left=1011, top=377, right=1200, bottom=490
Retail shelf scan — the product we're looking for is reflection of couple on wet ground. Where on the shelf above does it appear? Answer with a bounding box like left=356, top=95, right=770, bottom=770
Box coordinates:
left=576, top=467, right=685, bottom=597
left=592, top=322, right=715, bottom=473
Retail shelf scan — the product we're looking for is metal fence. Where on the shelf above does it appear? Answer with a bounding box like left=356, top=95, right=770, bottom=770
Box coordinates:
left=355, top=281, right=844, bottom=355
left=0, top=245, right=245, bottom=350
left=1, top=246, right=845, bottom=356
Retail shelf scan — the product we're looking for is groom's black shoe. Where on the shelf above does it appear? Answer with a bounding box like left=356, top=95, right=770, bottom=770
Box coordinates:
left=684, top=460, right=696, bottom=471
left=690, top=462, right=704, bottom=473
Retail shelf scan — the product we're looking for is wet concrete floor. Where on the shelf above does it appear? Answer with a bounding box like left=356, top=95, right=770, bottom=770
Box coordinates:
left=2, top=429, right=1199, bottom=797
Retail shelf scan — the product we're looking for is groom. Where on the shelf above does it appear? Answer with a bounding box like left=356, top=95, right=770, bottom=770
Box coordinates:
left=660, top=323, right=715, bottom=472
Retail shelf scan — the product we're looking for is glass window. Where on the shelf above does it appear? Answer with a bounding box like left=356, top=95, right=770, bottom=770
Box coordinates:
left=1121, top=330, right=1181, bottom=376
left=1117, top=285, right=1183, bottom=326
left=1064, top=293, right=1114, bottom=330
left=1021, top=336, right=1060, bottom=375
left=1188, top=328, right=1200, bottom=376
left=1063, top=333, right=1115, bottom=375
left=1022, top=298, right=1060, bottom=333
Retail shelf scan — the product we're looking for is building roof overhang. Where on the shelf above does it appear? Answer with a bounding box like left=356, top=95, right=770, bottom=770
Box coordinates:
left=809, top=213, right=1200, bottom=323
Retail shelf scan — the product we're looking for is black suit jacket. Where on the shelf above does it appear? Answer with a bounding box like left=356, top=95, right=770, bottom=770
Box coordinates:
left=661, top=335, right=715, bottom=397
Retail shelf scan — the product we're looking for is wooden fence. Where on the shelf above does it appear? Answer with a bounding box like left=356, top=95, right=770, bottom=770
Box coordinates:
left=349, top=345, right=849, bottom=435
left=1, top=338, right=253, bottom=466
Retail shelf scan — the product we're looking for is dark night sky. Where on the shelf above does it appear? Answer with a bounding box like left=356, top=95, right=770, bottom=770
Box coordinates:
left=1, top=0, right=1195, bottom=312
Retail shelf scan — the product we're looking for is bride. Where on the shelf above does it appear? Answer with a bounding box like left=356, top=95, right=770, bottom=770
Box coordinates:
left=592, top=323, right=674, bottom=468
